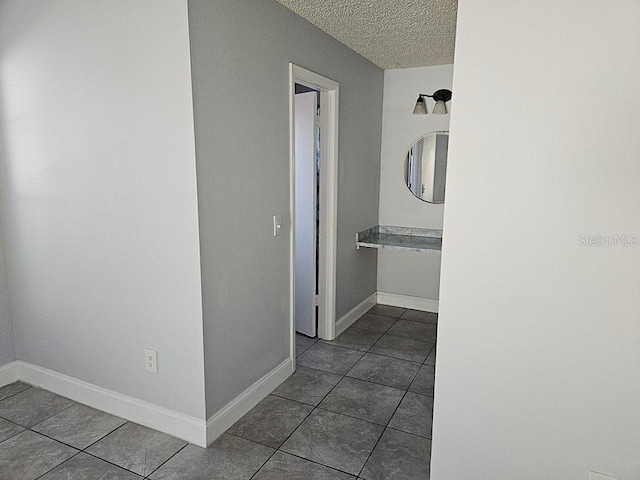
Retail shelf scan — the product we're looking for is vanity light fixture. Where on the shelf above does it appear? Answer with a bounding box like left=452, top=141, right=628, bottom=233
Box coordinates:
left=413, top=89, right=452, bottom=115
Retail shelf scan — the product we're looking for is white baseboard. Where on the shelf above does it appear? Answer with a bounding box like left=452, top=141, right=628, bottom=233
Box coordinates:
left=206, top=357, right=293, bottom=446
left=6, top=357, right=296, bottom=448
left=0, top=361, right=19, bottom=388
left=14, top=361, right=207, bottom=447
left=376, top=291, right=439, bottom=313
left=335, top=292, right=377, bottom=338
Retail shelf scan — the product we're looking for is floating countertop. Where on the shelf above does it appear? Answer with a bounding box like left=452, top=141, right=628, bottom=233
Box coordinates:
left=356, top=225, right=442, bottom=253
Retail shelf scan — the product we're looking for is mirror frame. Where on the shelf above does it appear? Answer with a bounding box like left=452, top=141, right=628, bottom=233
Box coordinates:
left=403, top=130, right=449, bottom=204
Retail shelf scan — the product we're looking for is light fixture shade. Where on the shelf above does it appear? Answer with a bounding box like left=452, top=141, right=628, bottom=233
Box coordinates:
left=413, top=96, right=428, bottom=115
left=432, top=100, right=448, bottom=115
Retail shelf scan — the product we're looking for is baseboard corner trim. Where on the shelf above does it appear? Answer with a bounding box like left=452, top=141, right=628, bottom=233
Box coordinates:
left=376, top=291, right=439, bottom=313
left=0, top=361, right=19, bottom=388
left=14, top=361, right=207, bottom=447
left=206, top=357, right=293, bottom=446
left=334, top=292, right=377, bottom=338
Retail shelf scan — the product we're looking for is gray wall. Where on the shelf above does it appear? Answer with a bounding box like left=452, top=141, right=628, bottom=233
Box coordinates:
left=0, top=0, right=206, bottom=418
left=0, top=214, right=15, bottom=366
left=0, top=51, right=15, bottom=367
left=187, top=0, right=383, bottom=415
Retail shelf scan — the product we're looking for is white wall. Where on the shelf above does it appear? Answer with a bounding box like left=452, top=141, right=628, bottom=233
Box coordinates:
left=377, top=66, right=453, bottom=303
left=433, top=1, right=640, bottom=478
left=0, top=0, right=206, bottom=418
left=187, top=0, right=383, bottom=416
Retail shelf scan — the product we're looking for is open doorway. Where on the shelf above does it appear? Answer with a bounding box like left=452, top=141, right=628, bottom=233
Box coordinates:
left=289, top=64, right=339, bottom=354
left=293, top=85, right=320, bottom=338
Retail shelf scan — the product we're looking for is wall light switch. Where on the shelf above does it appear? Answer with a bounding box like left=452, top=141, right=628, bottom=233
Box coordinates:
left=273, top=215, right=282, bottom=237
left=589, top=471, right=618, bottom=480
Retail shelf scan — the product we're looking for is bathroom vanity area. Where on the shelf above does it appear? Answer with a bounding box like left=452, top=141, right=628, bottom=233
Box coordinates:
left=359, top=129, right=448, bottom=252
left=366, top=65, right=453, bottom=313
left=356, top=226, right=442, bottom=253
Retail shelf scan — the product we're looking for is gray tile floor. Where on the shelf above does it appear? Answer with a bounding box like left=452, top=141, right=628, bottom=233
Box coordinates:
left=0, top=304, right=436, bottom=479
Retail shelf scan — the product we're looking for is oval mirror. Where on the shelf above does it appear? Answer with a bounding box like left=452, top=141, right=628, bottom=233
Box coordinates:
left=404, top=131, right=449, bottom=204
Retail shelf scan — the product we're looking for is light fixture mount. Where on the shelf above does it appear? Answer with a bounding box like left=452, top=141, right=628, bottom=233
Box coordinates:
left=413, top=89, right=452, bottom=115
left=431, top=89, right=452, bottom=103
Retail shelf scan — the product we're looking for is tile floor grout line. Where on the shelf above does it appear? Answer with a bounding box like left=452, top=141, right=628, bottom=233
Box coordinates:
left=0, top=428, right=23, bottom=446
left=302, top=330, right=435, bottom=390
left=295, top=337, right=319, bottom=356
left=230, top=393, right=317, bottom=452
left=356, top=316, right=431, bottom=377
left=32, top=450, right=84, bottom=480
left=247, top=440, right=280, bottom=480
left=81, top=448, right=148, bottom=478
left=78, top=422, right=163, bottom=477
left=290, top=362, right=413, bottom=392
left=23, top=408, right=127, bottom=452
left=266, top=325, right=395, bottom=478
left=296, top=319, right=400, bottom=476
left=245, top=394, right=322, bottom=480
left=366, top=308, right=406, bottom=320
left=0, top=384, right=32, bottom=403
left=349, top=321, right=398, bottom=336
left=278, top=352, right=351, bottom=443
left=271, top=363, right=417, bottom=405
left=388, top=390, right=427, bottom=436
left=300, top=340, right=369, bottom=354
left=293, top=315, right=434, bottom=433
left=229, top=376, right=341, bottom=480
left=356, top=388, right=411, bottom=478
left=80, top=420, right=129, bottom=451
left=268, top=392, right=329, bottom=409
left=343, top=308, right=435, bottom=478
left=145, top=442, right=189, bottom=478
left=0, top=397, right=77, bottom=437
left=23, top=427, right=83, bottom=452
left=345, top=314, right=400, bottom=337
left=312, top=404, right=397, bottom=429
left=273, top=449, right=359, bottom=478
left=300, top=309, right=428, bottom=353
left=301, top=329, right=392, bottom=411
left=368, top=341, right=434, bottom=364
left=315, top=326, right=436, bottom=356
left=375, top=331, right=437, bottom=346
left=385, top=424, right=433, bottom=441
left=384, top=389, right=410, bottom=429
left=301, top=335, right=433, bottom=366
left=405, top=364, right=424, bottom=392
left=0, top=414, right=30, bottom=444
left=423, top=342, right=437, bottom=366
left=32, top=448, right=149, bottom=480
left=37, top=395, right=78, bottom=423
left=25, top=428, right=146, bottom=480
left=295, top=362, right=363, bottom=378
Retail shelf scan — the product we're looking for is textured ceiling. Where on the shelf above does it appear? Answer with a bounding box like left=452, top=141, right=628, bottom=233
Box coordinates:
left=276, top=0, right=458, bottom=69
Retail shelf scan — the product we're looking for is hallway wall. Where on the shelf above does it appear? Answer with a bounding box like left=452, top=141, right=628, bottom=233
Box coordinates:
left=434, top=0, right=640, bottom=478
left=187, top=0, right=383, bottom=417
left=0, top=0, right=206, bottom=418
left=0, top=213, right=15, bottom=367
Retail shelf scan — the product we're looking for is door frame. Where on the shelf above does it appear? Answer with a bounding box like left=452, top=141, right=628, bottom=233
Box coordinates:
left=289, top=63, right=339, bottom=356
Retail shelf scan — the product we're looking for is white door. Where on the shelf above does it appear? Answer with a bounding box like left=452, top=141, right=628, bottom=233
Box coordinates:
left=294, top=91, right=318, bottom=337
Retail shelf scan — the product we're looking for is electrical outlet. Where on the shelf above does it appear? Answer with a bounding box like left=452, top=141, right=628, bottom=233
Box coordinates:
left=144, top=348, right=158, bottom=374
left=273, top=215, right=282, bottom=237
left=589, top=471, right=618, bottom=480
